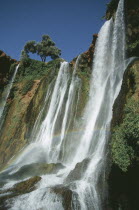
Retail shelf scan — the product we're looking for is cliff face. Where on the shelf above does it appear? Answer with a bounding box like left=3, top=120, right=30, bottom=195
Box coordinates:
left=0, top=37, right=98, bottom=207
left=106, top=0, right=139, bottom=57
left=105, top=1, right=139, bottom=209
left=0, top=34, right=98, bottom=171
left=0, top=1, right=139, bottom=208
left=0, top=51, right=17, bottom=95
left=0, top=58, right=62, bottom=169
left=108, top=60, right=139, bottom=209
left=104, top=1, right=139, bottom=209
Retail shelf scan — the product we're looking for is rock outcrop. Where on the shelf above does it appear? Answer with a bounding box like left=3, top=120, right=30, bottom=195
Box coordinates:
left=104, top=1, right=139, bottom=209
left=0, top=40, right=94, bottom=170
left=0, top=58, right=62, bottom=170
left=0, top=176, right=41, bottom=209
left=109, top=59, right=139, bottom=209
left=0, top=1, right=139, bottom=209
left=0, top=50, right=17, bottom=93
left=105, top=0, right=139, bottom=57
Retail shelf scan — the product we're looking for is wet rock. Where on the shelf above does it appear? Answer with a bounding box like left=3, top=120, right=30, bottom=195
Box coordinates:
left=105, top=0, right=139, bottom=57
left=0, top=176, right=41, bottom=209
left=109, top=60, right=139, bottom=209
left=11, top=176, right=41, bottom=194
left=51, top=185, right=80, bottom=210
left=0, top=162, right=64, bottom=181
left=82, top=34, right=98, bottom=68
left=0, top=50, right=16, bottom=75
left=0, top=50, right=17, bottom=95
left=66, top=158, right=90, bottom=183
left=11, top=162, right=64, bottom=180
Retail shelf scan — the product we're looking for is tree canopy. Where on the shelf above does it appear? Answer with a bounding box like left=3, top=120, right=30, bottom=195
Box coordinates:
left=22, top=35, right=61, bottom=62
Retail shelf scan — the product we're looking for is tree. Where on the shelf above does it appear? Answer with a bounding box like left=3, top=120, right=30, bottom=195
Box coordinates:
left=23, top=35, right=61, bottom=62
left=24, top=41, right=36, bottom=54
left=20, top=50, right=32, bottom=68
left=20, top=50, right=29, bottom=60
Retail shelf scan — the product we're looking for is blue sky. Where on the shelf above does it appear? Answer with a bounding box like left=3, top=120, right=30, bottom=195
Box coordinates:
left=0, top=0, right=109, bottom=62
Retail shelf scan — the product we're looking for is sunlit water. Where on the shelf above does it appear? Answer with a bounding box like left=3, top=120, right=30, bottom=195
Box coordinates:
left=0, top=0, right=127, bottom=209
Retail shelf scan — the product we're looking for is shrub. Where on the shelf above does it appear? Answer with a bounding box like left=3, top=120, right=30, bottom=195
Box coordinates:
left=106, top=0, right=119, bottom=13
left=111, top=99, right=139, bottom=171
left=128, top=40, right=139, bottom=57
left=111, top=126, right=134, bottom=172
left=20, top=50, right=31, bottom=67
left=16, top=58, right=62, bottom=82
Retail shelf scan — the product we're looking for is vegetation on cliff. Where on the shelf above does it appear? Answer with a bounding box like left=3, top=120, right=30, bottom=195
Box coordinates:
left=111, top=60, right=139, bottom=172
left=106, top=0, right=139, bottom=57
left=109, top=60, right=139, bottom=209
left=111, top=98, right=139, bottom=172
left=0, top=50, right=17, bottom=96
left=0, top=58, right=63, bottom=170
left=0, top=1, right=139, bottom=208
left=0, top=42, right=94, bottom=170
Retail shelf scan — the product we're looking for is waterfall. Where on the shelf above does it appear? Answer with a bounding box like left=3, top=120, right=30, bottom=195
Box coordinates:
left=71, top=0, right=126, bottom=208
left=8, top=57, right=81, bottom=171
left=0, top=64, right=19, bottom=121
left=1, top=0, right=126, bottom=209
left=35, top=57, right=81, bottom=163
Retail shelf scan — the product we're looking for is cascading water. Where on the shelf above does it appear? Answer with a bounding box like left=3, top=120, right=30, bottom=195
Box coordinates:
left=0, top=64, right=19, bottom=121
left=71, top=1, right=126, bottom=209
left=8, top=59, right=81, bottom=171
left=0, top=0, right=126, bottom=209
left=35, top=58, right=81, bottom=163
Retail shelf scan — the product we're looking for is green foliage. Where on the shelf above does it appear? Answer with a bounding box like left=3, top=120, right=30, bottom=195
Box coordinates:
left=128, top=40, right=139, bottom=50
left=106, top=0, right=119, bottom=12
left=124, top=99, right=139, bottom=153
left=111, top=98, right=139, bottom=172
left=111, top=126, right=134, bottom=172
left=126, top=0, right=139, bottom=9
left=128, top=40, right=139, bottom=57
left=20, top=50, right=29, bottom=60
left=8, top=86, right=18, bottom=99
left=24, top=41, right=36, bottom=54
left=124, top=98, right=138, bottom=114
left=16, top=58, right=62, bottom=82
left=23, top=35, right=61, bottom=62
left=21, top=80, right=34, bottom=95
left=20, top=50, right=31, bottom=67
left=9, top=63, right=17, bottom=75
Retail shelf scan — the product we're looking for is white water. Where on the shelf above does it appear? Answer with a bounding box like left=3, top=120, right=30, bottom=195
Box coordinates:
left=7, top=58, right=81, bottom=171
left=1, top=0, right=126, bottom=209
left=0, top=64, right=19, bottom=121
left=72, top=0, right=126, bottom=208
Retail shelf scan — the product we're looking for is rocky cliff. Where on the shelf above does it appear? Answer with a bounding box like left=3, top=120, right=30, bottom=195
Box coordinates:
left=106, top=0, right=139, bottom=209
left=0, top=36, right=98, bottom=208
left=0, top=0, right=139, bottom=209
left=0, top=51, right=17, bottom=96
left=0, top=33, right=98, bottom=171
left=108, top=59, right=139, bottom=210
left=106, top=0, right=139, bottom=57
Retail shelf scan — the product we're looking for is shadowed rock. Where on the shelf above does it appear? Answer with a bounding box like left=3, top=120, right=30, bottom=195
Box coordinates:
left=51, top=185, right=80, bottom=210
left=65, top=158, right=90, bottom=183
left=0, top=162, right=64, bottom=182
left=0, top=176, right=41, bottom=209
